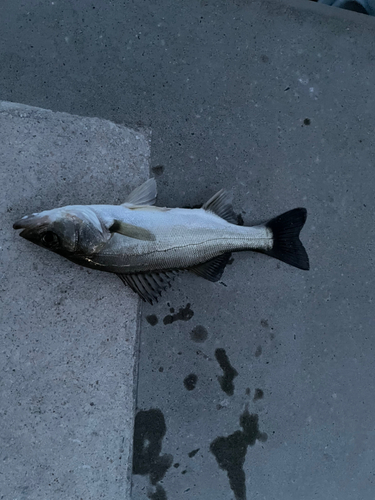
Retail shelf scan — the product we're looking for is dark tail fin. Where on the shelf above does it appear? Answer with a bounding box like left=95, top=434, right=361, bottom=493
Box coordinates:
left=262, top=208, right=309, bottom=270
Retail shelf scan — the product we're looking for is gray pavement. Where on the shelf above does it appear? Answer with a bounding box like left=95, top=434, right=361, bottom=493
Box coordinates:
left=0, top=102, right=150, bottom=500
left=0, top=1, right=374, bottom=499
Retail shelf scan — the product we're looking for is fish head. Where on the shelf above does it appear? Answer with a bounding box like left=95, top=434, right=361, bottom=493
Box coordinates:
left=13, top=206, right=109, bottom=257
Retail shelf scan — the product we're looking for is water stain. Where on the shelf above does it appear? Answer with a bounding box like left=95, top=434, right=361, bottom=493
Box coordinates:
left=260, top=319, right=268, bottom=328
left=215, top=348, right=238, bottom=396
left=190, top=325, right=208, bottom=343
left=184, top=374, right=198, bottom=391
left=255, top=346, right=262, bottom=357
left=188, top=448, right=200, bottom=458
left=163, top=303, right=194, bottom=325
left=146, top=314, right=158, bottom=326
left=253, top=389, right=264, bottom=401
left=210, top=407, right=267, bottom=500
left=133, top=409, right=173, bottom=498
left=148, top=484, right=167, bottom=500
left=245, top=388, right=250, bottom=396
left=152, top=165, right=165, bottom=176
left=303, top=118, right=311, bottom=126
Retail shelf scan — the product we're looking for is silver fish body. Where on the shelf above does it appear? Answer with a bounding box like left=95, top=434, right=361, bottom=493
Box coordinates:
left=13, top=179, right=309, bottom=303
left=78, top=205, right=271, bottom=272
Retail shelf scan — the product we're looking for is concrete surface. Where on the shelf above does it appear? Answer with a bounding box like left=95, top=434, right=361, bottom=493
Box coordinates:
left=0, top=102, right=150, bottom=500
left=0, top=1, right=374, bottom=500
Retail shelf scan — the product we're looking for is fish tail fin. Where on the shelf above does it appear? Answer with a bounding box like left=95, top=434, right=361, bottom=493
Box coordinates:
left=262, top=208, right=309, bottom=270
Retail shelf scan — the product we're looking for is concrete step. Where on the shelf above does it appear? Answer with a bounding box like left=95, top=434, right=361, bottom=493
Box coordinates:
left=0, top=101, right=150, bottom=500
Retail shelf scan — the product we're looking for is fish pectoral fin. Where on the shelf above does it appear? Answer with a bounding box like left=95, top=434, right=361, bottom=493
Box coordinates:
left=202, top=189, right=238, bottom=224
left=109, top=220, right=156, bottom=241
left=122, top=178, right=157, bottom=206
left=190, top=252, right=232, bottom=282
left=117, top=271, right=178, bottom=304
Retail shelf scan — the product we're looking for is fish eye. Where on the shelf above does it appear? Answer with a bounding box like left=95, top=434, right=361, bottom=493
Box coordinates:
left=41, top=231, right=60, bottom=248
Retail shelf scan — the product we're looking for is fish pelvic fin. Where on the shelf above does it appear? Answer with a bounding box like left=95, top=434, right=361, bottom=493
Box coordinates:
left=260, top=208, right=309, bottom=270
left=202, top=189, right=238, bottom=224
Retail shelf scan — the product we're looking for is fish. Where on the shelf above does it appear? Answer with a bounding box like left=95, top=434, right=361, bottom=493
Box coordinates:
left=13, top=178, right=309, bottom=304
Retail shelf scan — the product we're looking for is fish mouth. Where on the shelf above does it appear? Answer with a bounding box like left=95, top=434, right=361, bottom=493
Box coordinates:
left=13, top=214, right=51, bottom=229
left=13, top=214, right=40, bottom=230
left=13, top=214, right=51, bottom=240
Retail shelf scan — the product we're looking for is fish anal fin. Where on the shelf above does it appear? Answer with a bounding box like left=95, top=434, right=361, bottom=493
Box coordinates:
left=122, top=178, right=157, bottom=206
left=117, top=271, right=177, bottom=304
left=109, top=220, right=156, bottom=241
left=190, top=252, right=232, bottom=282
left=202, top=189, right=238, bottom=224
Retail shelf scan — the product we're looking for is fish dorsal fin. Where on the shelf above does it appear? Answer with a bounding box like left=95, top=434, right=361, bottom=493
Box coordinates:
left=109, top=220, right=156, bottom=241
left=202, top=189, right=238, bottom=224
left=190, top=252, right=232, bottom=282
left=117, top=271, right=178, bottom=304
left=122, top=178, right=157, bottom=206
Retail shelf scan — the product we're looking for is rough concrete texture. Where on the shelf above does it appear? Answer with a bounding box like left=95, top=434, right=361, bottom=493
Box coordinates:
left=0, top=1, right=374, bottom=500
left=0, top=102, right=150, bottom=500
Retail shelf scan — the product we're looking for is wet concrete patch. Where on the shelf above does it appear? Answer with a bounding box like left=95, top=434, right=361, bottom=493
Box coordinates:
left=215, top=348, right=238, bottom=396
left=190, top=325, right=208, bottom=343
left=133, top=409, right=173, bottom=498
left=146, top=314, right=159, bottom=326
left=183, top=374, right=198, bottom=391
left=210, top=408, right=268, bottom=500
left=253, top=389, right=264, bottom=401
left=163, top=304, right=194, bottom=325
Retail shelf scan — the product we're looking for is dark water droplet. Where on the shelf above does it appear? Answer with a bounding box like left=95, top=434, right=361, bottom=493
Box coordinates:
left=184, top=374, right=198, bottom=391
left=210, top=408, right=267, bottom=500
left=260, top=319, right=268, bottom=328
left=152, top=165, right=165, bottom=176
left=190, top=325, right=208, bottom=343
left=253, top=389, right=264, bottom=401
left=255, top=346, right=262, bottom=357
left=188, top=448, right=200, bottom=458
left=245, top=388, right=250, bottom=396
left=303, top=118, right=311, bottom=125
left=146, top=314, right=158, bottom=326
left=215, top=348, right=238, bottom=396
left=173, top=462, right=180, bottom=468
left=163, top=303, right=194, bottom=325
left=159, top=367, right=164, bottom=373
left=261, top=54, right=269, bottom=63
